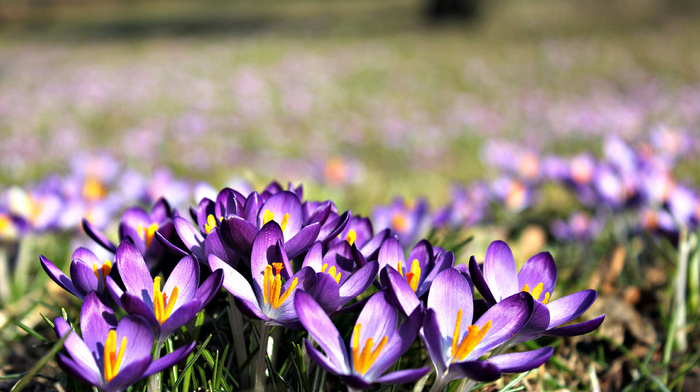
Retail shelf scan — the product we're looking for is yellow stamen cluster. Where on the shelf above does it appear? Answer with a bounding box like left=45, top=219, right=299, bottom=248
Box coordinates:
left=521, top=283, right=551, bottom=304
left=321, top=263, right=342, bottom=284
left=352, top=324, right=388, bottom=375
left=153, top=276, right=179, bottom=324
left=103, top=329, right=127, bottom=382
left=451, top=309, right=491, bottom=362
left=82, top=177, right=107, bottom=202
left=345, top=229, right=357, bottom=246
left=391, top=213, right=408, bottom=232
left=397, top=259, right=422, bottom=292
left=263, top=263, right=298, bottom=309
left=204, top=214, right=223, bottom=235
left=92, top=260, right=112, bottom=289
left=262, top=209, right=289, bottom=231
left=137, top=222, right=159, bottom=248
left=0, top=214, right=18, bottom=238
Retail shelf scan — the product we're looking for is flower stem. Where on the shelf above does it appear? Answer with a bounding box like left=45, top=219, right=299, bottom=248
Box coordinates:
left=148, top=342, right=163, bottom=392
left=674, top=226, right=690, bottom=353
left=254, top=321, right=271, bottom=392
left=227, top=294, right=250, bottom=388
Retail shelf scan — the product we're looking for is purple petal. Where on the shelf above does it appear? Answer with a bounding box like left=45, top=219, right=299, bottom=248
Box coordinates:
left=483, top=240, right=519, bottom=301
left=244, top=191, right=262, bottom=224
left=233, top=295, right=269, bottom=321
left=80, top=292, right=117, bottom=356
left=318, top=212, right=350, bottom=243
left=106, top=276, right=124, bottom=308
left=417, top=251, right=454, bottom=298
left=469, top=256, right=496, bottom=306
left=163, top=256, right=200, bottom=309
left=365, top=305, right=423, bottom=380
left=313, top=273, right=341, bottom=314
left=295, top=291, right=348, bottom=372
left=489, top=347, right=554, bottom=373
left=378, top=237, right=405, bottom=271
left=150, top=198, right=171, bottom=223
left=427, top=268, right=474, bottom=341
left=322, top=241, right=355, bottom=283
left=258, top=191, right=303, bottom=239
left=301, top=242, right=324, bottom=270
left=55, top=317, right=100, bottom=375
left=70, top=261, right=99, bottom=297
left=382, top=266, right=420, bottom=316
left=208, top=254, right=258, bottom=306
left=250, top=221, right=285, bottom=292
left=144, top=342, right=196, bottom=377
left=105, top=357, right=151, bottom=392
left=159, top=300, right=203, bottom=342
left=203, top=229, right=238, bottom=267
left=338, top=260, right=379, bottom=306
left=117, top=315, right=155, bottom=368
left=195, top=269, right=224, bottom=308
left=339, top=374, right=372, bottom=391
left=121, top=292, right=158, bottom=327
left=306, top=201, right=332, bottom=226
left=470, top=292, right=533, bottom=359
left=56, top=353, right=102, bottom=388
left=72, top=247, right=100, bottom=266
left=447, top=360, right=502, bottom=382
left=421, top=309, right=447, bottom=374
left=154, top=232, right=189, bottom=258
left=544, top=314, right=605, bottom=337
left=305, top=339, right=347, bottom=377
left=267, top=267, right=317, bottom=324
left=173, top=217, right=205, bottom=260
left=360, top=228, right=390, bottom=261
left=115, top=242, right=153, bottom=299
left=354, top=291, right=398, bottom=351
left=375, top=367, right=431, bottom=385
left=82, top=218, right=117, bottom=252
left=40, top=255, right=80, bottom=299
left=518, top=252, right=557, bottom=299
left=195, top=198, right=215, bottom=234
left=219, top=215, right=258, bottom=257
left=285, top=223, right=321, bottom=259
left=546, top=290, right=598, bottom=329
left=407, top=239, right=434, bottom=272
left=120, top=207, right=151, bottom=232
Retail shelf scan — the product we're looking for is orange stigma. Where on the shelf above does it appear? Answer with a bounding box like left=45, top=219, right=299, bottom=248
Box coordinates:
left=153, top=276, right=179, bottom=324
left=397, top=259, right=422, bottom=292
left=391, top=213, right=408, bottom=232
left=138, top=222, right=159, bottom=248
left=352, top=324, right=388, bottom=375
left=103, top=329, right=126, bottom=382
left=262, top=262, right=298, bottom=309
left=451, top=309, right=491, bottom=362
left=92, top=260, right=112, bottom=289
left=345, top=229, right=357, bottom=246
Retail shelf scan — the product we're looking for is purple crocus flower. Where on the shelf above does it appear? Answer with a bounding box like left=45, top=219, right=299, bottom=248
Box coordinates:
left=106, top=242, right=223, bottom=344
left=421, top=268, right=553, bottom=389
left=55, top=292, right=194, bottom=392
left=373, top=197, right=429, bottom=249
left=209, top=221, right=316, bottom=328
left=469, top=241, right=604, bottom=344
left=326, top=215, right=390, bottom=261
left=295, top=290, right=429, bottom=390
left=378, top=238, right=454, bottom=315
left=550, top=211, right=606, bottom=243
left=41, top=247, right=114, bottom=300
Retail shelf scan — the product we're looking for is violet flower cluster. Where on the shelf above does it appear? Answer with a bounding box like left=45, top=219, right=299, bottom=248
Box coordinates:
left=40, top=180, right=604, bottom=391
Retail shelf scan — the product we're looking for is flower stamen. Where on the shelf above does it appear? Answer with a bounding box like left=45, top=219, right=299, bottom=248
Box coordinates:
left=263, top=263, right=298, bottom=309
left=103, top=329, right=126, bottom=382
left=92, top=260, right=112, bottom=289
left=153, top=276, right=179, bottom=324
left=137, top=222, right=159, bottom=248
left=352, top=324, right=388, bottom=375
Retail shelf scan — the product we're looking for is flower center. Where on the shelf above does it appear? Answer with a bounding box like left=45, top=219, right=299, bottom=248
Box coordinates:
left=506, top=181, right=527, bottom=211
left=391, top=213, right=408, bottom=232
left=521, top=283, right=551, bottom=304
left=345, top=229, right=357, bottom=246
left=352, top=323, right=388, bottom=375
left=204, top=214, right=223, bottom=235
left=450, top=309, right=491, bottom=362
left=103, top=329, right=126, bottom=383
left=321, top=263, right=342, bottom=284
left=397, top=259, right=421, bottom=292
left=137, top=222, right=159, bottom=248
left=82, top=177, right=107, bottom=202
left=0, top=214, right=18, bottom=238
left=263, top=262, right=298, bottom=309
left=262, top=209, right=289, bottom=231
left=153, top=276, right=179, bottom=324
left=92, top=260, right=112, bottom=289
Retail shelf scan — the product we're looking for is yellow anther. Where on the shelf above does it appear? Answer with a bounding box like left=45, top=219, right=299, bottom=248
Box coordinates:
left=280, top=213, right=289, bottom=232
left=452, top=320, right=492, bottom=362
left=543, top=292, right=551, bottom=305
left=530, top=283, right=544, bottom=301
left=262, top=263, right=298, bottom=309
left=451, top=309, right=463, bottom=357
left=82, top=177, right=107, bottom=202
left=137, top=222, right=159, bottom=248
left=262, top=210, right=275, bottom=226
left=205, top=214, right=218, bottom=234
left=405, top=259, right=421, bottom=292
left=346, top=229, right=357, bottom=246
left=320, top=263, right=341, bottom=284
left=103, top=329, right=126, bottom=382
left=391, top=213, right=408, bottom=232
left=92, top=260, right=112, bottom=289
left=153, top=276, right=179, bottom=324
left=521, top=283, right=530, bottom=293
left=352, top=324, right=388, bottom=375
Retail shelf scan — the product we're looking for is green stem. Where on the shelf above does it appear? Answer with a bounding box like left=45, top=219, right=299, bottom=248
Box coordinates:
left=688, top=233, right=699, bottom=320
left=254, top=322, right=271, bottom=392
left=674, top=227, right=690, bottom=353
left=148, top=342, right=163, bottom=392
left=227, top=294, right=250, bottom=388
left=164, top=338, right=178, bottom=392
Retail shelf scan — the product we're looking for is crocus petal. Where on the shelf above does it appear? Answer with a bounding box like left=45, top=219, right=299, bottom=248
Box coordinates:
left=81, top=292, right=118, bottom=356
left=313, top=272, right=341, bottom=314
left=295, top=291, right=348, bottom=372
left=267, top=267, right=317, bottom=325
left=318, top=211, right=350, bottom=243
left=233, top=295, right=269, bottom=321
left=40, top=255, right=80, bottom=299
left=304, top=339, right=347, bottom=377
left=250, top=221, right=285, bottom=292
left=244, top=191, right=262, bottom=224
left=285, top=223, right=321, bottom=259
left=105, top=357, right=152, bottom=392
left=220, top=215, right=258, bottom=257
left=203, top=229, right=238, bottom=267
left=544, top=314, right=605, bottom=337
left=366, top=304, right=423, bottom=380
left=163, top=256, right=200, bottom=309
left=354, top=291, right=398, bottom=352
left=82, top=218, right=117, bottom=252
left=70, top=261, right=100, bottom=297
left=194, top=269, right=224, bottom=307
left=208, top=254, right=258, bottom=306
left=144, top=342, right=196, bottom=377
left=507, top=300, right=551, bottom=345
left=421, top=309, right=447, bottom=374
left=57, top=353, right=102, bottom=388
left=489, top=347, right=554, bottom=373
left=322, top=241, right=355, bottom=283
left=338, top=260, right=378, bottom=306
left=447, top=360, right=502, bottom=382
left=121, top=292, right=158, bottom=327
left=427, top=268, right=474, bottom=340
left=120, top=207, right=151, bottom=231
left=106, top=276, right=124, bottom=308
left=518, top=252, right=557, bottom=298
left=378, top=237, right=404, bottom=271
left=195, top=198, right=215, bottom=234
left=483, top=240, right=519, bottom=301
left=546, top=290, right=598, bottom=329
left=301, top=242, right=324, bottom=271
left=375, top=367, right=431, bottom=385
left=407, top=239, right=434, bottom=272
left=382, top=266, right=420, bottom=316
left=117, top=316, right=156, bottom=367
left=306, top=201, right=332, bottom=226
left=151, top=198, right=171, bottom=223
left=418, top=251, right=454, bottom=298
left=55, top=317, right=100, bottom=375
left=154, top=232, right=189, bottom=258
left=72, top=247, right=100, bottom=266
left=160, top=300, right=203, bottom=341
left=173, top=217, right=205, bottom=260
left=339, top=374, right=373, bottom=391
left=258, top=191, right=303, bottom=239
left=360, top=228, right=390, bottom=261
left=469, top=256, right=496, bottom=306
left=470, top=292, right=533, bottom=359
left=115, top=242, right=153, bottom=300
